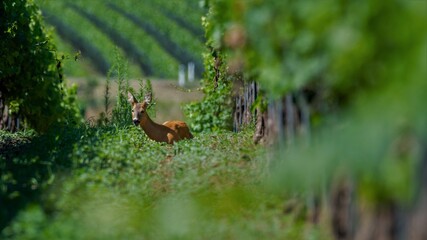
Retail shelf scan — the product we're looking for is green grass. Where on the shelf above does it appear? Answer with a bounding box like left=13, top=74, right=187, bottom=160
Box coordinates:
left=39, top=1, right=143, bottom=78
left=121, top=0, right=205, bottom=59
left=0, top=125, right=331, bottom=239
left=68, top=0, right=180, bottom=78
left=36, top=0, right=204, bottom=78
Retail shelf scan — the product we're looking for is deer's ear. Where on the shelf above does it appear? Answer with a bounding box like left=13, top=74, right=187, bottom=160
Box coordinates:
left=144, top=91, right=152, bottom=105
left=128, top=92, right=138, bottom=106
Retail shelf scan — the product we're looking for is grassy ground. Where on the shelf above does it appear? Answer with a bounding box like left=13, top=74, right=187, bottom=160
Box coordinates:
left=0, top=124, right=331, bottom=239
left=0, top=70, right=330, bottom=239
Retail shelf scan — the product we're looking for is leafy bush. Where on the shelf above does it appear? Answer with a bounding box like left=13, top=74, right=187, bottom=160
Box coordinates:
left=202, top=0, right=427, bottom=207
left=184, top=3, right=234, bottom=133
left=203, top=0, right=426, bottom=102
left=1, top=125, right=330, bottom=239
left=98, top=49, right=156, bottom=127
left=184, top=51, right=233, bottom=132
left=0, top=0, right=81, bottom=131
left=109, top=49, right=131, bottom=126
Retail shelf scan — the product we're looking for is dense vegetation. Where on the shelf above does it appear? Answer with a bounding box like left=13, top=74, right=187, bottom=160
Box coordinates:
left=190, top=0, right=427, bottom=238
left=2, top=126, right=322, bottom=239
left=199, top=0, right=427, bottom=198
left=0, top=0, right=80, bottom=131
left=1, top=0, right=426, bottom=239
left=184, top=50, right=234, bottom=132
left=0, top=51, right=327, bottom=239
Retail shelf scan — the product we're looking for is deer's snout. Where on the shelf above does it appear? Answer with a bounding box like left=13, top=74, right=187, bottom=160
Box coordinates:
left=133, top=119, right=140, bottom=125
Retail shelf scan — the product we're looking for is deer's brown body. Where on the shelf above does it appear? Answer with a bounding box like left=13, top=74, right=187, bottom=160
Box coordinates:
left=128, top=93, right=193, bottom=144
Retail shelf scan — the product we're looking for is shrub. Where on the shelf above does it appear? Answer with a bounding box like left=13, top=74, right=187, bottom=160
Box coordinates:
left=0, top=0, right=81, bottom=131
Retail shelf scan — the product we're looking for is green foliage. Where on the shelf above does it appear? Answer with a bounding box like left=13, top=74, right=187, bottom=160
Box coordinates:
left=120, top=0, right=204, bottom=63
left=0, top=126, right=84, bottom=230
left=204, top=0, right=427, bottom=206
left=135, top=78, right=156, bottom=118
left=1, top=125, right=330, bottom=239
left=269, top=72, right=427, bottom=204
left=35, top=0, right=205, bottom=78
left=36, top=0, right=142, bottom=78
left=109, top=49, right=131, bottom=126
left=0, top=0, right=81, bottom=131
left=204, top=0, right=426, bottom=101
left=2, top=0, right=425, bottom=238
left=184, top=51, right=233, bottom=132
left=183, top=2, right=234, bottom=133
left=97, top=49, right=156, bottom=127
left=102, top=71, right=111, bottom=122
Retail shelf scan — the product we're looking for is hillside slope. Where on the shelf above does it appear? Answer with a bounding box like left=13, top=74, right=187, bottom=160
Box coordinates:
left=36, top=0, right=205, bottom=79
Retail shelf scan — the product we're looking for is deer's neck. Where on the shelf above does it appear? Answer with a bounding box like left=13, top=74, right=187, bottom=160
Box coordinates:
left=139, top=114, right=168, bottom=141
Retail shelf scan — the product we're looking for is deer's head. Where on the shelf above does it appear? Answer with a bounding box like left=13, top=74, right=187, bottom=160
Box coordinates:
left=128, top=92, right=151, bottom=126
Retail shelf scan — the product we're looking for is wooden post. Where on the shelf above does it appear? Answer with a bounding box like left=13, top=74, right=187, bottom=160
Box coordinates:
left=0, top=91, right=4, bottom=130
left=406, top=147, right=427, bottom=239
left=285, top=94, right=294, bottom=145
left=188, top=62, right=195, bottom=83
left=178, top=64, right=185, bottom=87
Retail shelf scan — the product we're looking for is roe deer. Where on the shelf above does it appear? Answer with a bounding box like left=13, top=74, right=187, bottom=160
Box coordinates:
left=128, top=92, right=193, bottom=144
